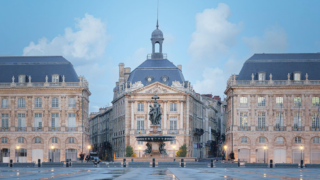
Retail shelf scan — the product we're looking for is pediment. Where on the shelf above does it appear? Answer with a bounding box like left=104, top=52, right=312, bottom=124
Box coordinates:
left=132, top=82, right=185, bottom=94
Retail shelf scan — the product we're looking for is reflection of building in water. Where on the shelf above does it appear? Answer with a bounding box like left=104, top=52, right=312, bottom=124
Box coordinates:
left=0, top=56, right=90, bottom=163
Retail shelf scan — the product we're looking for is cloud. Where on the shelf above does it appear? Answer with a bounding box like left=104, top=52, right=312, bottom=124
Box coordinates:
left=243, top=25, right=288, bottom=53
left=193, top=67, right=226, bottom=96
left=188, top=3, right=242, bottom=66
left=23, top=13, right=108, bottom=65
left=124, top=47, right=148, bottom=69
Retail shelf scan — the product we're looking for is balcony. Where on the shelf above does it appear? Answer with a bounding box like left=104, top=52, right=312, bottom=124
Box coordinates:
left=0, top=127, right=9, bottom=132
left=274, top=126, right=286, bottom=131
left=168, top=129, right=178, bottom=134
left=67, top=127, right=78, bottom=132
left=135, top=129, right=145, bottom=134
left=238, top=126, right=250, bottom=131
left=311, top=126, right=320, bottom=131
left=292, top=126, right=304, bottom=131
left=193, top=128, right=204, bottom=136
left=15, top=127, right=26, bottom=131
left=256, top=126, right=268, bottom=131
left=49, top=127, right=60, bottom=131
left=32, top=127, right=43, bottom=132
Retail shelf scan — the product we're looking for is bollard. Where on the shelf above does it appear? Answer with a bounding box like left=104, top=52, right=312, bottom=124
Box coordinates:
left=181, top=159, right=184, bottom=168
left=238, top=159, right=240, bottom=167
left=301, top=160, right=304, bottom=168
left=10, top=159, right=13, bottom=167
left=270, top=159, right=273, bottom=168
left=132, top=159, right=133, bottom=162
left=123, top=159, right=126, bottom=168
left=38, top=159, right=41, bottom=167
left=152, top=158, right=155, bottom=168
left=174, top=159, right=176, bottom=162
left=69, top=159, right=71, bottom=167
left=66, top=159, right=69, bottom=167
left=211, top=159, right=213, bottom=168
left=50, top=159, right=52, bottom=162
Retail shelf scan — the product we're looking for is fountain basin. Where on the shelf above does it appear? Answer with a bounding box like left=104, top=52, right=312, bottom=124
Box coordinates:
left=136, top=136, right=175, bottom=142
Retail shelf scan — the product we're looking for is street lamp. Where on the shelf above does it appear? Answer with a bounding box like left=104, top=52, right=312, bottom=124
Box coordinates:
left=263, top=146, right=268, bottom=163
left=16, top=146, right=20, bottom=162
left=224, top=145, right=227, bottom=160
left=51, top=145, right=55, bottom=162
left=173, top=145, right=176, bottom=157
left=300, top=146, right=304, bottom=168
left=138, top=146, right=141, bottom=158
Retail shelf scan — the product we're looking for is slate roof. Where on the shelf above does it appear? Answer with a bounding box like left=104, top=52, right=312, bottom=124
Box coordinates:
left=237, top=53, right=320, bottom=80
left=127, top=59, right=185, bottom=86
left=0, top=56, right=79, bottom=83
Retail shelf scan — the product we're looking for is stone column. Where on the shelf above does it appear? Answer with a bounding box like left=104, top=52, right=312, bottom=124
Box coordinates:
left=163, top=101, right=167, bottom=130
left=180, top=101, right=184, bottom=130
left=147, top=101, right=151, bottom=129
left=129, top=101, right=135, bottom=129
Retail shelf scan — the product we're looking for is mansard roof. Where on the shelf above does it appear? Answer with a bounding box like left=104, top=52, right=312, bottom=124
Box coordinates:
left=127, top=59, right=185, bottom=86
left=237, top=53, right=320, bottom=80
left=0, top=56, right=79, bottom=82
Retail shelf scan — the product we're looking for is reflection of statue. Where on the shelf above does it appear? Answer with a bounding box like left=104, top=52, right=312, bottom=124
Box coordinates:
left=159, top=143, right=167, bottom=155
left=144, top=142, right=152, bottom=154
left=149, top=94, right=162, bottom=125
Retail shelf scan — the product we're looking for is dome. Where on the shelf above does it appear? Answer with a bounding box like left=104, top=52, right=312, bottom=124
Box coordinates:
left=152, top=29, right=163, bottom=38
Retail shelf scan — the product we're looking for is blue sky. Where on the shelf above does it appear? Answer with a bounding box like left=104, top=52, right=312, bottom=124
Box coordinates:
left=1, top=0, right=320, bottom=112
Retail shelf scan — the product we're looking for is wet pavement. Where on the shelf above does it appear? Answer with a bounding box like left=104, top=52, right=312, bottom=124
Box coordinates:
left=0, top=167, right=320, bottom=180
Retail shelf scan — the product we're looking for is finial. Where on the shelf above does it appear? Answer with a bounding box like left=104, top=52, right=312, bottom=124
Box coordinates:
left=156, top=19, right=159, bottom=29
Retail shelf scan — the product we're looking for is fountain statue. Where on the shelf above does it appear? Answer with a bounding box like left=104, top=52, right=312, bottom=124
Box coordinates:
left=136, top=94, right=175, bottom=157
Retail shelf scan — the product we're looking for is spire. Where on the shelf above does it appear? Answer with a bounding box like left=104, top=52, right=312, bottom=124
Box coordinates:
left=156, top=0, right=159, bottom=29
left=156, top=19, right=159, bottom=29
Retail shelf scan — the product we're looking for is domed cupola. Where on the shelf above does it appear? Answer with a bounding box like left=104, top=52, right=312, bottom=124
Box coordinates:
left=151, top=20, right=164, bottom=59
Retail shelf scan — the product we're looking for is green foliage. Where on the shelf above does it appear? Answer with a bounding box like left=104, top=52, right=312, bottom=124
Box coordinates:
left=176, top=144, right=187, bottom=157
left=125, top=145, right=134, bottom=157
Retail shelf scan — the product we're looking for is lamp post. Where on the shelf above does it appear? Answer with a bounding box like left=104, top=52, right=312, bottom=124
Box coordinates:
left=51, top=145, right=55, bottom=162
left=224, top=145, right=227, bottom=160
left=173, top=145, right=176, bottom=157
left=300, top=146, right=304, bottom=168
left=263, top=146, right=268, bottom=163
left=138, top=146, right=141, bottom=158
left=16, top=146, right=20, bottom=162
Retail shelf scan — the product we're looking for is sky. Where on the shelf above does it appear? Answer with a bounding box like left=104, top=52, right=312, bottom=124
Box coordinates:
left=1, top=0, right=320, bottom=112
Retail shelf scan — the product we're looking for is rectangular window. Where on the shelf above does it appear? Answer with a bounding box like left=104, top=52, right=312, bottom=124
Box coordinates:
left=313, top=137, right=320, bottom=144
left=295, top=137, right=301, bottom=143
left=68, top=98, right=76, bottom=107
left=18, top=137, right=24, bottom=143
left=275, top=112, right=284, bottom=127
left=169, top=117, right=177, bottom=130
left=52, top=98, right=59, bottom=107
left=258, top=97, right=266, bottom=107
left=312, top=97, right=320, bottom=106
left=137, top=103, right=144, bottom=112
left=35, top=98, right=42, bottom=108
left=51, top=113, right=59, bottom=128
left=18, top=98, right=25, bottom=108
left=68, top=137, right=75, bottom=143
left=170, top=103, right=177, bottom=111
left=259, top=137, right=265, bottom=143
left=1, top=114, right=9, bottom=128
left=294, top=73, right=301, bottom=81
left=276, top=97, right=283, bottom=106
left=241, top=137, right=247, bottom=143
left=294, top=112, right=302, bottom=127
left=34, top=113, right=42, bottom=128
left=240, top=112, right=248, bottom=127
left=258, top=112, right=266, bottom=128
left=137, top=141, right=143, bottom=145
left=240, top=97, right=248, bottom=106
left=68, top=113, right=76, bottom=127
left=258, top=73, right=265, bottom=81
left=312, top=113, right=320, bottom=128
left=35, top=137, right=41, bottom=143
left=18, top=114, right=25, bottom=128
left=137, top=117, right=144, bottom=130
left=294, top=97, right=301, bottom=107
left=170, top=139, right=176, bottom=144
left=52, top=137, right=58, bottom=143
left=1, top=99, right=8, bottom=108
left=1, top=137, right=7, bottom=143
left=276, top=137, right=284, bottom=144
left=52, top=75, right=59, bottom=82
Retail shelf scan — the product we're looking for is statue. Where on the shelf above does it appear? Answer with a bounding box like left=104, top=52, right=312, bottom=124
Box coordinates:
left=29, top=76, right=31, bottom=83
left=159, top=143, right=167, bottom=155
left=45, top=75, right=48, bottom=83
left=63, top=75, right=65, bottom=82
left=149, top=94, right=162, bottom=125
left=12, top=76, right=15, bottom=83
left=144, top=142, right=152, bottom=154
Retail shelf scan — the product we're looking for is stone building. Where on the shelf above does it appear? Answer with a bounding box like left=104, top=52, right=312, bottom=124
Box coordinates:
left=0, top=56, right=90, bottom=163
left=225, top=53, right=320, bottom=164
left=109, top=22, right=225, bottom=159
left=89, top=107, right=113, bottom=161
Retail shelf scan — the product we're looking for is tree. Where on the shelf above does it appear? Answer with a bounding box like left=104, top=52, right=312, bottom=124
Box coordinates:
left=176, top=144, right=187, bottom=157
left=125, top=145, right=134, bottom=157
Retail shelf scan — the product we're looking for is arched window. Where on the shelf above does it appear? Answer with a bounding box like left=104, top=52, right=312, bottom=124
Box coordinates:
left=68, top=137, right=75, bottom=143
left=18, top=75, right=26, bottom=83
left=18, top=137, right=25, bottom=143
left=294, top=137, right=301, bottom=143
left=1, top=137, right=8, bottom=143
left=52, top=74, right=59, bottom=82
left=241, top=136, right=247, bottom=143
left=155, top=42, right=160, bottom=53
left=35, top=137, right=41, bottom=143
left=52, top=137, right=58, bottom=143
left=313, top=137, right=319, bottom=144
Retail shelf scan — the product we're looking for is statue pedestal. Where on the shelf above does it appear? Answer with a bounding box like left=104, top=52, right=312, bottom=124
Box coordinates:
left=149, top=124, right=162, bottom=134
left=144, top=141, right=168, bottom=158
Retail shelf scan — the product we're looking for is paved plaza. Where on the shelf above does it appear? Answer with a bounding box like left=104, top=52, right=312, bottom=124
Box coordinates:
left=1, top=167, right=320, bottom=180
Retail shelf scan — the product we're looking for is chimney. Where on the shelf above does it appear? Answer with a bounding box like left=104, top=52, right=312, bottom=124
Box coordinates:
left=124, top=67, right=131, bottom=82
left=119, top=63, right=125, bottom=84
left=177, top=65, right=182, bottom=71
left=213, top=96, right=221, bottom=102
